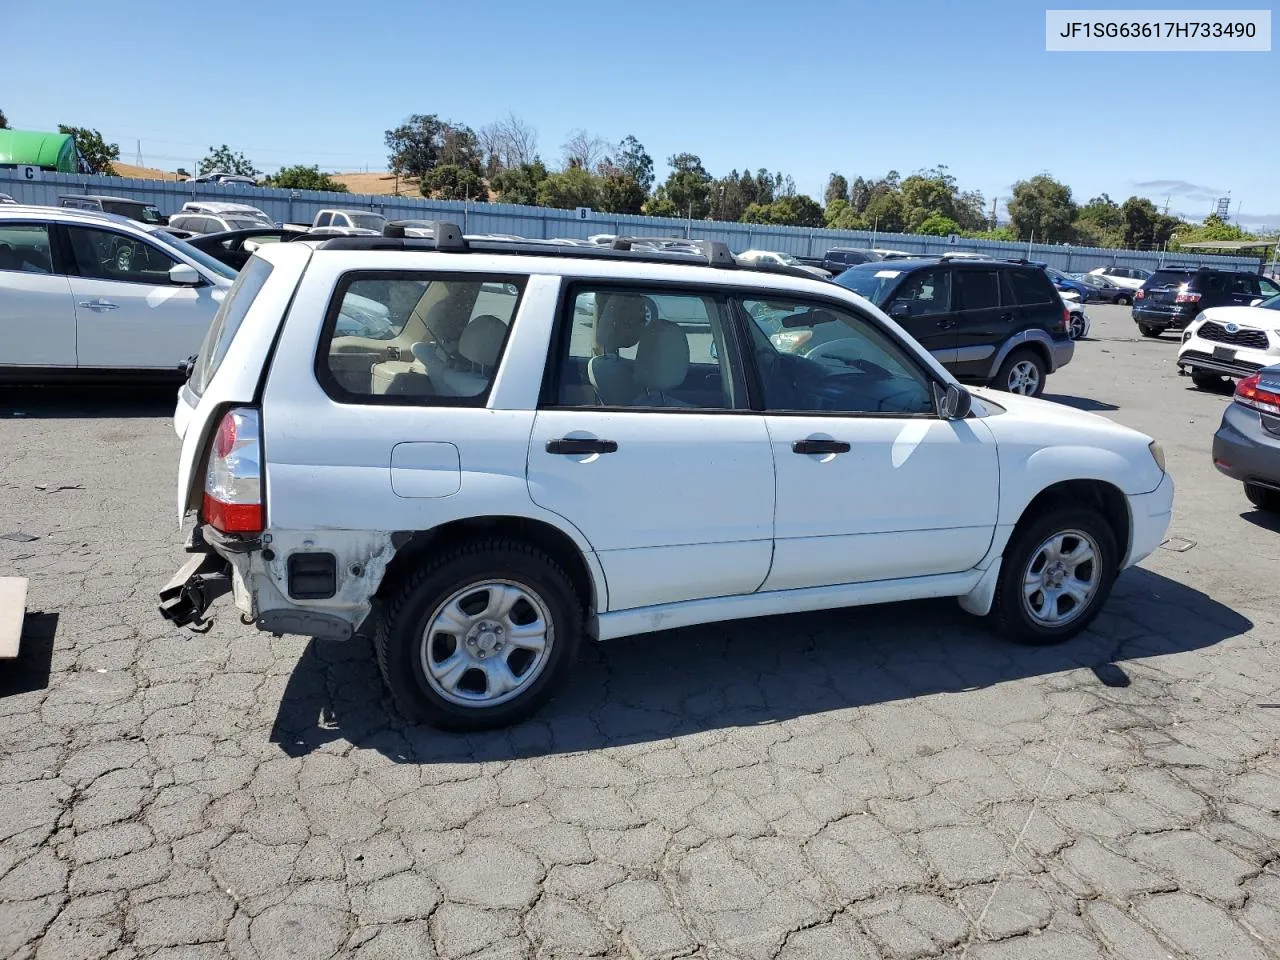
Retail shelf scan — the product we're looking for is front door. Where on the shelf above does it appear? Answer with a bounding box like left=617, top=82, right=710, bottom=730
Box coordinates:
left=527, top=284, right=774, bottom=611
left=949, top=267, right=1010, bottom=380
left=881, top=265, right=957, bottom=362
left=736, top=294, right=999, bottom=592
left=0, top=221, right=77, bottom=367
left=62, top=224, right=218, bottom=369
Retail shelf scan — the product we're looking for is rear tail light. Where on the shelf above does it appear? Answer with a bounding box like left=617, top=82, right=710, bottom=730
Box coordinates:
left=202, top=407, right=263, bottom=534
left=1060, top=306, right=1070, bottom=333
left=1174, top=285, right=1201, bottom=304
left=1233, top=374, right=1280, bottom=416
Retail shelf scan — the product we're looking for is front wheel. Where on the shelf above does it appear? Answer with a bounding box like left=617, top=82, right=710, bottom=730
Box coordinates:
left=994, top=349, right=1046, bottom=397
left=1138, top=323, right=1162, bottom=338
left=990, top=507, right=1118, bottom=645
left=1245, top=483, right=1280, bottom=513
left=375, top=539, right=583, bottom=730
left=1117, top=295, right=1131, bottom=306
left=1069, top=314, right=1087, bottom=340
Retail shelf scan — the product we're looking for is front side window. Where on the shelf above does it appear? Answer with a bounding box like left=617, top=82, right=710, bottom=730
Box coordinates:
left=550, top=286, right=741, bottom=409
left=888, top=268, right=950, bottom=316
left=65, top=226, right=180, bottom=285
left=953, top=270, right=1001, bottom=310
left=742, top=297, right=934, bottom=415
left=320, top=273, right=523, bottom=404
left=0, top=223, right=54, bottom=274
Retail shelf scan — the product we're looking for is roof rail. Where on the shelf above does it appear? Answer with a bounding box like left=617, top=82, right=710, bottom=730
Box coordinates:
left=330, top=221, right=814, bottom=278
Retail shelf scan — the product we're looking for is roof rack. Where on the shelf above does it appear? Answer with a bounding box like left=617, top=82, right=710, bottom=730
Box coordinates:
left=310, top=221, right=817, bottom=279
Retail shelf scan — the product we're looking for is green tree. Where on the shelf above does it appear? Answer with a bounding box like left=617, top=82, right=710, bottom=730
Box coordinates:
left=58, top=125, right=119, bottom=175
left=824, top=198, right=852, bottom=228
left=421, top=163, right=487, bottom=201
left=1006, top=175, right=1076, bottom=242
left=384, top=114, right=480, bottom=181
left=198, top=144, right=258, bottom=178
left=742, top=194, right=824, bottom=227
left=916, top=213, right=961, bottom=236
left=264, top=165, right=349, bottom=192
left=0, top=108, right=8, bottom=129
left=1119, top=196, right=1179, bottom=248
left=536, top=166, right=601, bottom=209
left=863, top=190, right=905, bottom=233
left=651, top=153, right=713, bottom=220
left=608, top=135, right=654, bottom=193
left=490, top=160, right=549, bottom=205
left=1074, top=193, right=1124, bottom=246
left=900, top=170, right=958, bottom=232
left=599, top=171, right=646, bottom=214
left=824, top=173, right=849, bottom=207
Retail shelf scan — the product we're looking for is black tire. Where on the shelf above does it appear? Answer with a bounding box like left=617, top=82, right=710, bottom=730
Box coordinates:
left=1069, top=315, right=1086, bottom=340
left=1117, top=295, right=1131, bottom=306
left=1190, top=371, right=1224, bottom=390
left=1245, top=483, right=1280, bottom=513
left=1139, top=323, right=1162, bottom=338
left=990, top=506, right=1118, bottom=646
left=993, top=348, right=1047, bottom=397
left=375, top=538, right=583, bottom=731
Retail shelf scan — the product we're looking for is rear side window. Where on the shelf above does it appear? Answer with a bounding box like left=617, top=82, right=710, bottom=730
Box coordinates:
left=318, top=273, right=523, bottom=405
left=1008, top=269, right=1057, bottom=305
left=954, top=270, right=1001, bottom=310
left=189, top=256, right=273, bottom=397
left=0, top=223, right=54, bottom=274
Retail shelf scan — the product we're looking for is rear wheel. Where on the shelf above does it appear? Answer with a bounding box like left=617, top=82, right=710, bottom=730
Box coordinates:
left=1117, top=295, right=1131, bottom=306
left=994, top=349, right=1046, bottom=397
left=1245, top=483, right=1280, bottom=513
left=1190, top=371, right=1225, bottom=390
left=1138, top=323, right=1162, bottom=338
left=1069, top=314, right=1087, bottom=340
left=375, top=538, right=583, bottom=730
left=991, top=507, right=1118, bottom=645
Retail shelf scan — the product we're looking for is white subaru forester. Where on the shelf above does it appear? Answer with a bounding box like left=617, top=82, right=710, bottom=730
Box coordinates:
left=160, top=224, right=1174, bottom=730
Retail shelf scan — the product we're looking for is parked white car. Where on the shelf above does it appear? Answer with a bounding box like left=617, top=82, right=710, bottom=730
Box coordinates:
left=310, top=209, right=388, bottom=235
left=0, top=205, right=237, bottom=378
left=1087, top=265, right=1151, bottom=291
left=160, top=226, right=1173, bottom=730
left=736, top=249, right=831, bottom=278
left=168, top=202, right=275, bottom=234
left=1065, top=299, right=1091, bottom=340
left=1176, top=293, right=1280, bottom=388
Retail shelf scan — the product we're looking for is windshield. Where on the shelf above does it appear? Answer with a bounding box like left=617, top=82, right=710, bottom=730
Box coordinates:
left=225, top=217, right=272, bottom=230
left=832, top=263, right=905, bottom=304
left=1256, top=293, right=1280, bottom=311
left=350, top=213, right=387, bottom=231
left=161, top=233, right=238, bottom=281
left=775, top=253, right=801, bottom=266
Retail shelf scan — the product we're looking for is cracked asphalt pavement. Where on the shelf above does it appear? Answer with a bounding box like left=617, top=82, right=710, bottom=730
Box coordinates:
left=2, top=304, right=1278, bottom=959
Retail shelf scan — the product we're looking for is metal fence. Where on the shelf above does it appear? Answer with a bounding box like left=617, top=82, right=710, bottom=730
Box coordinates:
left=1, top=169, right=1264, bottom=274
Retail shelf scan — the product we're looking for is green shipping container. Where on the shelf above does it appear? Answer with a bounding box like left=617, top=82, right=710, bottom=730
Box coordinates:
left=0, top=129, right=80, bottom=172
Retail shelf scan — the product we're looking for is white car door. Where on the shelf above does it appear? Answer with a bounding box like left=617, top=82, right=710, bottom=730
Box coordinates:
left=0, top=221, right=77, bottom=367
left=63, top=224, right=220, bottom=369
left=527, top=285, right=774, bottom=611
left=738, top=294, right=999, bottom=591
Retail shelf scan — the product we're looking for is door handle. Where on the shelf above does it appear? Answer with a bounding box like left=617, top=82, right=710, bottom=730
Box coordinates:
left=546, top=438, right=618, bottom=455
left=999, top=311, right=1014, bottom=322
left=792, top=439, right=850, bottom=455
left=937, top=318, right=956, bottom=329
left=77, top=299, right=119, bottom=311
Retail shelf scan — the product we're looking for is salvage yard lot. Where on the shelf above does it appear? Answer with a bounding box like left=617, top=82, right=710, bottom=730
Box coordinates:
left=2, top=303, right=1278, bottom=960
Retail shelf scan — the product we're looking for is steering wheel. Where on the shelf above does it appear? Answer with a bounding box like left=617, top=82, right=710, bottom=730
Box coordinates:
left=804, top=340, right=895, bottom=380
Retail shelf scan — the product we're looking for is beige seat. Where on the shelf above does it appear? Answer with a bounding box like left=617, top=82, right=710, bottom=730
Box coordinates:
left=588, top=295, right=647, bottom=405
left=414, top=314, right=508, bottom=397
left=632, top=319, right=692, bottom=407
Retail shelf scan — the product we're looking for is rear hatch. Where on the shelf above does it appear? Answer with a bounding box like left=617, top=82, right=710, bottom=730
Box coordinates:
left=1140, top=269, right=1195, bottom=311
left=174, top=243, right=311, bottom=521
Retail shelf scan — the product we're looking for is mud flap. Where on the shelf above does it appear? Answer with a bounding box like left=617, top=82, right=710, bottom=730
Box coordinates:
left=158, top=552, right=233, bottom=629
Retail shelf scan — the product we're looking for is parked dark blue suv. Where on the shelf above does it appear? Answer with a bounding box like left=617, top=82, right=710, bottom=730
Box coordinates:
left=833, top=257, right=1074, bottom=396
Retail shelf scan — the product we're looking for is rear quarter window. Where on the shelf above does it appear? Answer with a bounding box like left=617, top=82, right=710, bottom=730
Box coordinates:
left=1008, top=269, right=1057, bottom=305
left=189, top=256, right=273, bottom=397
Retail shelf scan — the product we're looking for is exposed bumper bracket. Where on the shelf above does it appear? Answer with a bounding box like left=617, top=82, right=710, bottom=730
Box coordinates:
left=158, top=552, right=233, bottom=630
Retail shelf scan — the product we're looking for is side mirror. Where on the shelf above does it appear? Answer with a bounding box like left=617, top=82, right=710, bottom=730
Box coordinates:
left=889, top=300, right=911, bottom=320
left=1250, top=298, right=1263, bottom=307
left=937, top=382, right=972, bottom=420
left=169, top=263, right=202, bottom=286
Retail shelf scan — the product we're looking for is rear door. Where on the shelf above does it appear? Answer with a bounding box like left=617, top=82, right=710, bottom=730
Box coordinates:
left=949, top=267, right=1008, bottom=379
left=0, top=221, right=77, bottom=367
left=528, top=283, right=773, bottom=611
left=62, top=224, right=219, bottom=369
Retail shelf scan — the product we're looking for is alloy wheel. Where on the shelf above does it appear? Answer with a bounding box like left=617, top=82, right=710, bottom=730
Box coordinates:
left=1021, top=529, right=1101, bottom=627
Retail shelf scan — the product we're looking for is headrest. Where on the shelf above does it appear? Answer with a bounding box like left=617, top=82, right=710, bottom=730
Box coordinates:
left=594, top=295, right=648, bottom=354
left=458, top=314, right=507, bottom=368
left=423, top=297, right=470, bottom=346
left=633, top=320, right=688, bottom=392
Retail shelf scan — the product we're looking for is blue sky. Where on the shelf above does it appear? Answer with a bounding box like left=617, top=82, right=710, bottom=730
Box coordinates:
left=6, top=0, right=1277, bottom=225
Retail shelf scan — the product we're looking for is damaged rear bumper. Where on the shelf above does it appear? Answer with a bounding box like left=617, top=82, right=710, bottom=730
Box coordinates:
left=157, top=548, right=232, bottom=628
